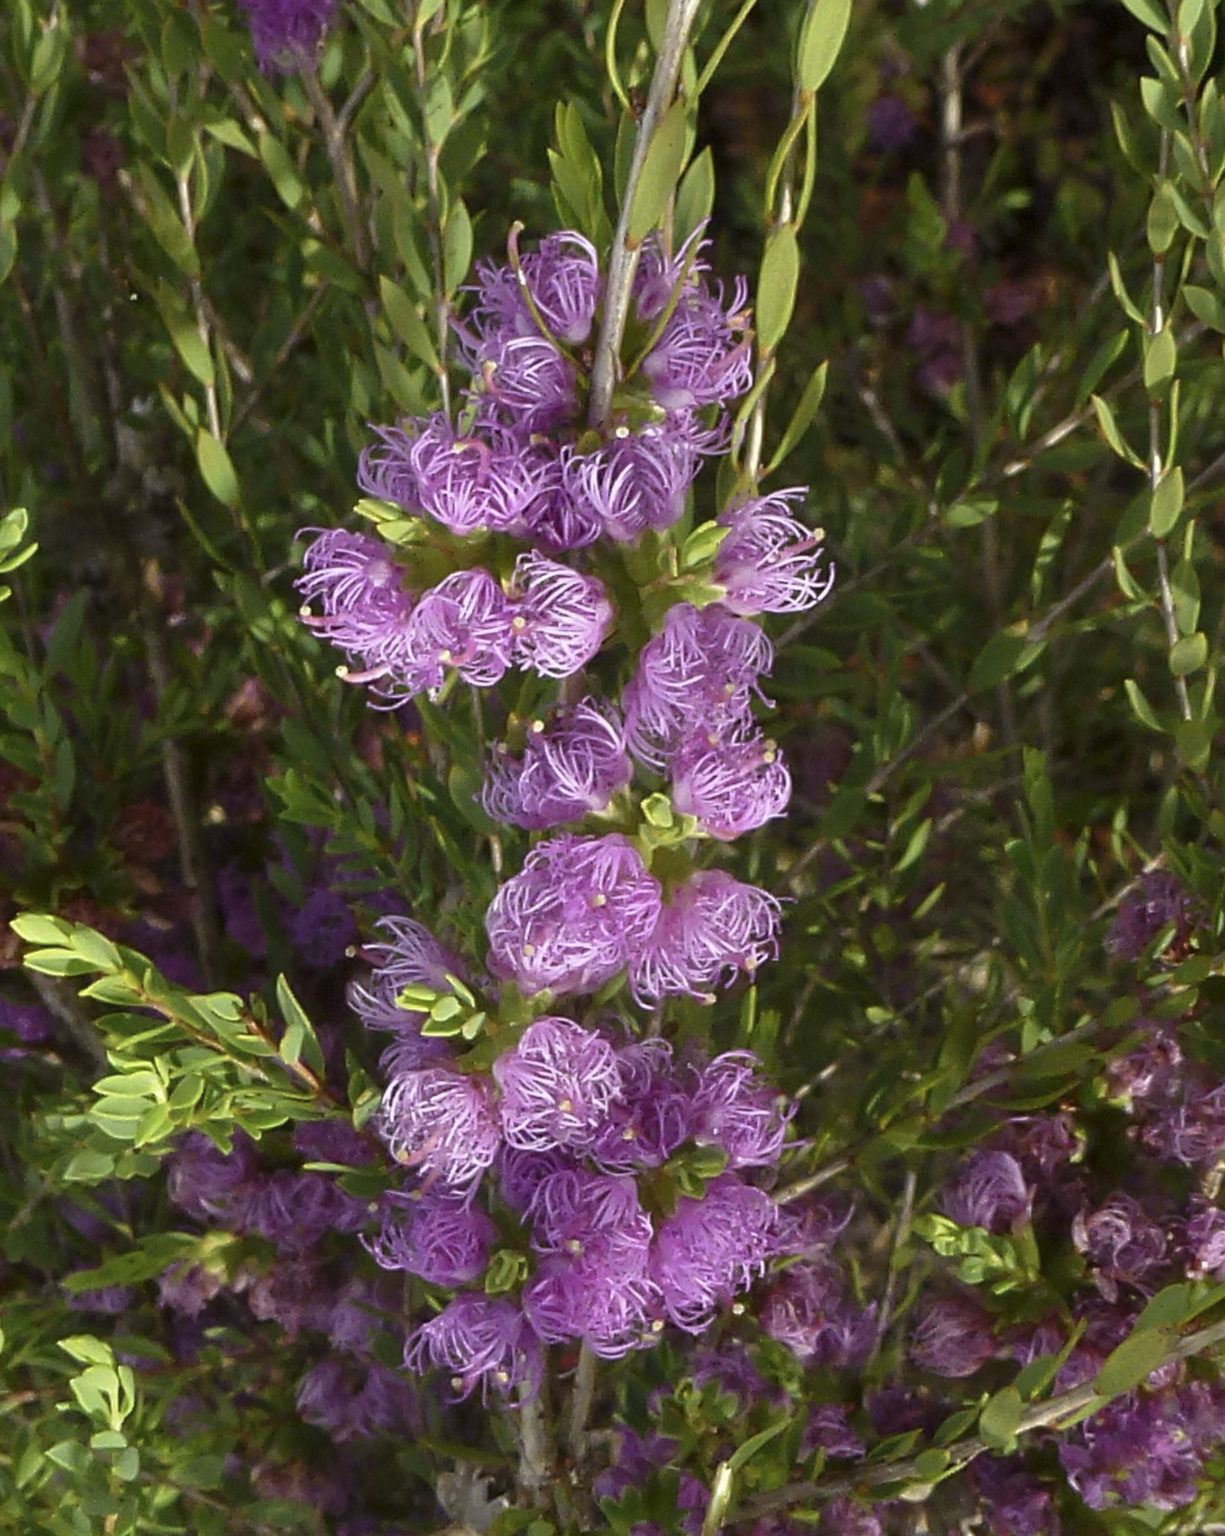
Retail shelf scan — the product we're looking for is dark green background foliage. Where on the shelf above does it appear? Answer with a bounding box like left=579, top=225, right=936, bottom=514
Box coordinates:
left=4, top=0, right=1225, bottom=1531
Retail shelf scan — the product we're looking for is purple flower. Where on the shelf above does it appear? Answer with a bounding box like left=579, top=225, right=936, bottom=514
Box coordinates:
left=651, top=1174, right=779, bottom=1332
left=297, top=1356, right=417, bottom=1441
left=67, top=1281, right=135, bottom=1314
left=1072, top=1194, right=1169, bottom=1299
left=494, top=1017, right=624, bottom=1152
left=759, top=1258, right=874, bottom=1368
left=329, top=1276, right=395, bottom=1355
left=404, top=1294, right=541, bottom=1400
left=167, top=1130, right=260, bottom=1225
left=507, top=552, right=613, bottom=678
left=630, top=869, right=782, bottom=1006
left=623, top=603, right=773, bottom=771
left=496, top=1145, right=574, bottom=1212
left=293, top=1120, right=374, bottom=1167
left=368, top=1190, right=496, bottom=1285
left=158, top=1262, right=224, bottom=1318
left=866, top=94, right=917, bottom=152
left=1104, top=1027, right=1181, bottom=1110
left=1142, top=1079, right=1225, bottom=1166
left=527, top=1167, right=651, bottom=1255
left=637, top=277, right=752, bottom=411
left=942, top=1150, right=1032, bottom=1234
left=819, top=1498, right=882, bottom=1536
left=349, top=916, right=463, bottom=1033
left=519, top=230, right=603, bottom=344
left=909, top=1292, right=996, bottom=1377
left=593, top=1428, right=706, bottom=1536
left=670, top=731, right=791, bottom=840
left=485, top=833, right=662, bottom=997
left=247, top=1255, right=337, bottom=1336
left=588, top=1039, right=694, bottom=1171
left=632, top=232, right=752, bottom=410
left=561, top=430, right=700, bottom=543
left=482, top=699, right=631, bottom=830
left=288, top=888, right=356, bottom=969
left=238, top=0, right=335, bottom=72
left=713, top=490, right=834, bottom=616
left=804, top=1404, right=865, bottom=1462
left=390, top=567, right=516, bottom=699
left=1183, top=1197, right=1225, bottom=1279
left=1106, top=869, right=1199, bottom=961
left=523, top=1238, right=659, bottom=1357
left=1058, top=1382, right=1225, bottom=1511
left=690, top=1050, right=793, bottom=1169
left=296, top=528, right=414, bottom=671
left=378, top=1066, right=501, bottom=1192
left=365, top=417, right=555, bottom=537
left=0, top=998, right=52, bottom=1045
left=970, top=1457, right=1058, bottom=1536
left=245, top=1169, right=368, bottom=1251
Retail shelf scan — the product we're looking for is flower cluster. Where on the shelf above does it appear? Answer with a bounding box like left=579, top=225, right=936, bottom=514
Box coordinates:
left=352, top=922, right=798, bottom=1394
left=297, top=233, right=834, bottom=1405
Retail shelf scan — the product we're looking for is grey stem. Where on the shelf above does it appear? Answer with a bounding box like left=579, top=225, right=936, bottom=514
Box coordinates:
left=588, top=0, right=703, bottom=431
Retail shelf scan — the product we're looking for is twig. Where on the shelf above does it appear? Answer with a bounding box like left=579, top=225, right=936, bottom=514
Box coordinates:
left=27, top=973, right=109, bottom=1074
left=737, top=1315, right=1225, bottom=1521
left=175, top=168, right=222, bottom=442
left=567, top=1342, right=597, bottom=1468
left=301, top=69, right=370, bottom=272
left=867, top=1169, right=916, bottom=1366
left=1146, top=132, right=1192, bottom=724
left=412, top=2, right=454, bottom=416
left=588, top=0, right=703, bottom=431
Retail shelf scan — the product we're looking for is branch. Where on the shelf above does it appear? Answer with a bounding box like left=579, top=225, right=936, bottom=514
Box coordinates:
left=738, top=1316, right=1225, bottom=1522
left=588, top=0, right=703, bottom=431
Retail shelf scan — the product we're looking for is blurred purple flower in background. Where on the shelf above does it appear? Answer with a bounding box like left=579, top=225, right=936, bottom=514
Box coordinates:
left=237, top=0, right=335, bottom=72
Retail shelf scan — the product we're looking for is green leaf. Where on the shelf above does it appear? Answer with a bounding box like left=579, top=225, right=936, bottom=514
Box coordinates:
left=756, top=223, right=800, bottom=353
left=195, top=429, right=240, bottom=507
left=1146, top=183, right=1179, bottom=253
left=1107, top=251, right=1146, bottom=324
left=796, top=0, right=852, bottom=93
left=10, top=912, right=71, bottom=945
left=1074, top=328, right=1129, bottom=408
left=627, top=99, right=690, bottom=245
left=1121, top=0, right=1172, bottom=26
left=968, top=625, right=1044, bottom=693
left=1094, top=1325, right=1173, bottom=1396
left=1124, top=677, right=1163, bottom=731
left=1136, top=1283, right=1194, bottom=1330
left=673, top=146, right=715, bottom=248
left=1183, top=284, right=1225, bottom=331
left=258, top=133, right=304, bottom=211
left=1091, top=394, right=1143, bottom=466
left=1144, top=326, right=1177, bottom=390
left=1149, top=465, right=1184, bottom=537
left=1140, top=74, right=1184, bottom=134
left=444, top=200, right=473, bottom=294
left=276, top=975, right=326, bottom=1074
left=1170, top=631, right=1207, bottom=676
left=979, top=1386, right=1023, bottom=1450
left=1177, top=715, right=1215, bottom=770
left=378, top=276, right=439, bottom=370
left=726, top=1419, right=787, bottom=1472
left=765, top=360, right=827, bottom=475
